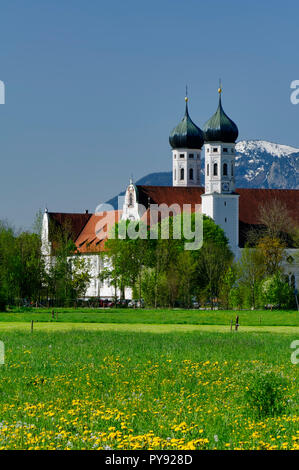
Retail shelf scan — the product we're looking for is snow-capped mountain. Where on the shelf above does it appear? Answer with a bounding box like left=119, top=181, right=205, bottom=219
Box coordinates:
left=107, top=140, right=299, bottom=208
left=235, top=140, right=299, bottom=189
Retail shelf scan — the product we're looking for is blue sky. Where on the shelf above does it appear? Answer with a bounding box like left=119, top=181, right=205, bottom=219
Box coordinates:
left=0, top=0, right=298, bottom=228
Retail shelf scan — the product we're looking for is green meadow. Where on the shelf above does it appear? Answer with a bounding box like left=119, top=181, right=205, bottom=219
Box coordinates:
left=0, top=314, right=298, bottom=450
left=1, top=308, right=298, bottom=326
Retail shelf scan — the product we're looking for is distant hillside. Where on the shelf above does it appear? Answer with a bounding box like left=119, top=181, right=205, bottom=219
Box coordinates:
left=107, top=140, right=299, bottom=208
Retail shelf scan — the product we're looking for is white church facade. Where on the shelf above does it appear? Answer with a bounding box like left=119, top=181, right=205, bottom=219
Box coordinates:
left=41, top=89, right=299, bottom=298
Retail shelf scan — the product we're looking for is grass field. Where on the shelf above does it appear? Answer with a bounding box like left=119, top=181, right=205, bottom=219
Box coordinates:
left=0, top=321, right=299, bottom=335
left=0, top=325, right=298, bottom=450
left=1, top=308, right=299, bottom=326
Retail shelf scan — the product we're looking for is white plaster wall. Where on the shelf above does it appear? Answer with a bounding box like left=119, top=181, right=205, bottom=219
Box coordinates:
left=201, top=193, right=239, bottom=256
left=204, top=142, right=236, bottom=194
left=172, top=149, right=201, bottom=187
left=80, top=254, right=133, bottom=299
left=283, top=249, right=299, bottom=289
left=121, top=183, right=143, bottom=221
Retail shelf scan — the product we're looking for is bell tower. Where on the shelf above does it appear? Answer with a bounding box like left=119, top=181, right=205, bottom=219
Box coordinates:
left=201, top=87, right=240, bottom=255
left=169, top=94, right=203, bottom=187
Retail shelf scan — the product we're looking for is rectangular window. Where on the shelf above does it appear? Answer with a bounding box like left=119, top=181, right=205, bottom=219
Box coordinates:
left=223, top=148, right=228, bottom=152
left=180, top=153, right=184, bottom=159
left=213, top=148, right=218, bottom=153
left=189, top=153, right=194, bottom=159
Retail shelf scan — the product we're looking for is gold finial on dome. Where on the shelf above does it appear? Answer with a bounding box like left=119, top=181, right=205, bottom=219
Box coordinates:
left=185, top=84, right=188, bottom=102
left=218, top=78, right=222, bottom=95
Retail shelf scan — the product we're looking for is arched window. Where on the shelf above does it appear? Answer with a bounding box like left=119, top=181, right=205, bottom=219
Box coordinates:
left=213, top=163, right=218, bottom=176
left=174, top=169, right=176, bottom=181
left=223, top=163, right=228, bottom=176
left=231, top=165, right=234, bottom=176
left=207, top=164, right=209, bottom=176
left=180, top=168, right=184, bottom=180
left=189, top=168, right=193, bottom=180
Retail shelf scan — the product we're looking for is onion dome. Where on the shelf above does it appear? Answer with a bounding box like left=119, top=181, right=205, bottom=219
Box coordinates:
left=203, top=89, right=238, bottom=143
left=169, top=97, right=204, bottom=149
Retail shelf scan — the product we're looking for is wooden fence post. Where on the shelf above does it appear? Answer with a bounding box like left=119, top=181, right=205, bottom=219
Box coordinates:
left=235, top=315, right=239, bottom=331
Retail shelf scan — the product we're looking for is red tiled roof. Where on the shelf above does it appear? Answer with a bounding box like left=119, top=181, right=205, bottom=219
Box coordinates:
left=137, top=185, right=204, bottom=209
left=237, top=188, right=299, bottom=225
left=75, top=211, right=122, bottom=253
left=137, top=185, right=299, bottom=225
left=48, top=212, right=92, bottom=242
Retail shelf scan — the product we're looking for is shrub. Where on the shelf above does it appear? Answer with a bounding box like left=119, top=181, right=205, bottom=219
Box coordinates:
left=261, top=274, right=294, bottom=309
left=244, top=371, right=288, bottom=418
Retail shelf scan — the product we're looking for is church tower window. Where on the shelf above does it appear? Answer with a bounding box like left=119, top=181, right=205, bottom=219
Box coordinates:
left=223, top=163, right=228, bottom=176
left=207, top=164, right=209, bottom=176
left=128, top=193, right=133, bottom=207
left=213, top=163, right=218, bottom=176
left=189, top=168, right=193, bottom=180
left=180, top=168, right=184, bottom=180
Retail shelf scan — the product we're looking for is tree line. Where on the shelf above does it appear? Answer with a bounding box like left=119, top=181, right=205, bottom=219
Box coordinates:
left=0, top=199, right=298, bottom=310
left=0, top=214, right=91, bottom=310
